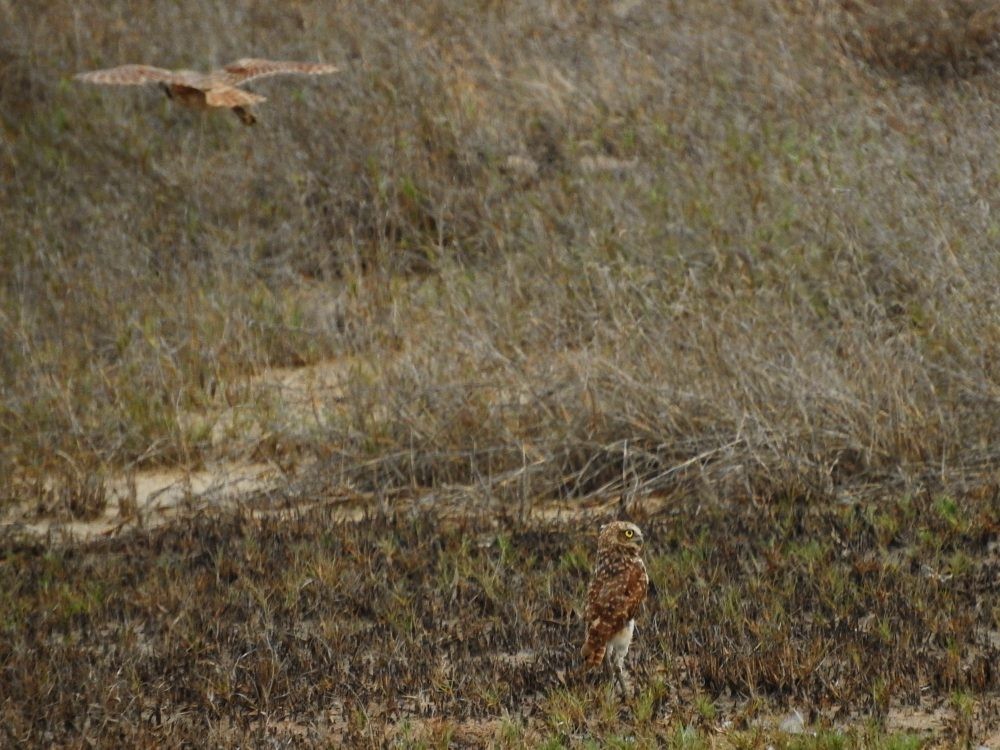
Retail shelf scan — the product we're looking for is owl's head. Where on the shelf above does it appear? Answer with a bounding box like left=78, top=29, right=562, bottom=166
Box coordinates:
left=598, top=520, right=644, bottom=553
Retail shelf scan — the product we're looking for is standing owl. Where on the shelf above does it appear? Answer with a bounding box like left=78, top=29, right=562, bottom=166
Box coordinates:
left=581, top=521, right=649, bottom=694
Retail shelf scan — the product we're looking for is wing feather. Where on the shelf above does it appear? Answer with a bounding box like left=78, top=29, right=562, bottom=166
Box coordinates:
left=218, top=58, right=339, bottom=84
left=581, top=558, right=648, bottom=667
left=74, top=65, right=182, bottom=86
left=204, top=86, right=266, bottom=108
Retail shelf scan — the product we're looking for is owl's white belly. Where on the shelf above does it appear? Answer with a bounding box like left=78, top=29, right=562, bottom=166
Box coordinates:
left=605, top=619, right=635, bottom=667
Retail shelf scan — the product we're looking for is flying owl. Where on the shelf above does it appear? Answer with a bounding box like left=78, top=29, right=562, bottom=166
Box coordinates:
left=74, top=58, right=340, bottom=125
left=581, top=520, right=649, bottom=695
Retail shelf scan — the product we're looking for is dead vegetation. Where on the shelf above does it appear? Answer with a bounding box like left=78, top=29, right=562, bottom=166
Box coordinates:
left=3, top=1, right=1000, bottom=502
left=834, top=0, right=1000, bottom=77
left=1, top=0, right=1000, bottom=746
left=1, top=487, right=997, bottom=747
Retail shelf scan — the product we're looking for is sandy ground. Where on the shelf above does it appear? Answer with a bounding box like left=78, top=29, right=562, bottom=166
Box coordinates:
left=0, top=357, right=356, bottom=540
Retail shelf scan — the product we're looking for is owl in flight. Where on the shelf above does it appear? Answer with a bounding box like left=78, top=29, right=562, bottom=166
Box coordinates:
left=581, top=520, right=649, bottom=695
left=75, top=58, right=339, bottom=124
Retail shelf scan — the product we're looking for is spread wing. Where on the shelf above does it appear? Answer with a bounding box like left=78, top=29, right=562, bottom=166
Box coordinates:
left=581, top=559, right=648, bottom=666
left=75, top=65, right=191, bottom=87
left=203, top=86, right=266, bottom=108
left=217, top=58, right=339, bottom=85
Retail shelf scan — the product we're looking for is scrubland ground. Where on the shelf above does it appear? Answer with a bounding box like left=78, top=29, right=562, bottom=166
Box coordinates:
left=1, top=0, right=999, bottom=746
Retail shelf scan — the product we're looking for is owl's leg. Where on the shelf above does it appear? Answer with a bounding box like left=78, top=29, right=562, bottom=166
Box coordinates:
left=607, top=644, right=632, bottom=697
left=602, top=644, right=627, bottom=697
left=613, top=659, right=629, bottom=697
left=602, top=646, right=614, bottom=681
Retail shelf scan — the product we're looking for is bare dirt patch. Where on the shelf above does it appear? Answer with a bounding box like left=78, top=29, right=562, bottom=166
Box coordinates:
left=1, top=461, right=279, bottom=541
left=1, top=356, right=365, bottom=541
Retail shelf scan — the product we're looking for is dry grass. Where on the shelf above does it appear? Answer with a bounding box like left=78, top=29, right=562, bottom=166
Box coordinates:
left=3, top=0, right=1000, bottom=500
left=3, top=1, right=1000, bottom=503
left=1, top=490, right=996, bottom=746
left=1, top=0, right=1000, bottom=745
left=834, top=0, right=1000, bottom=76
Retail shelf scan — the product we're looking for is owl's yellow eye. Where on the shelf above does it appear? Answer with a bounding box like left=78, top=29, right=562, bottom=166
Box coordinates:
left=624, top=529, right=634, bottom=538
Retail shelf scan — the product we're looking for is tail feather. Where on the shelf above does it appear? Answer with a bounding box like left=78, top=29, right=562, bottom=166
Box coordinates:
left=581, top=639, right=606, bottom=670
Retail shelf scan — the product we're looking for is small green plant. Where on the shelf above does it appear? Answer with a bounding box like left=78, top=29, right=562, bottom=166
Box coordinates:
left=949, top=690, right=976, bottom=744
left=542, top=689, right=588, bottom=735
left=694, top=693, right=717, bottom=723
left=538, top=737, right=569, bottom=750
left=667, top=724, right=705, bottom=750
left=788, top=730, right=847, bottom=750
left=497, top=714, right=526, bottom=746
left=634, top=677, right=667, bottom=725
left=882, top=732, right=924, bottom=750
left=871, top=676, right=892, bottom=716
left=934, top=496, right=961, bottom=528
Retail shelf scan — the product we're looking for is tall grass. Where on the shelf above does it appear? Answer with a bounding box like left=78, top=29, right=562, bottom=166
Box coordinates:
left=2, top=0, right=999, bottom=505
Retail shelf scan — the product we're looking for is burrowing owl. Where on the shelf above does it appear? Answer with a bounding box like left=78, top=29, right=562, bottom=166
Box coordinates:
left=74, top=58, right=339, bottom=125
left=581, top=520, right=649, bottom=695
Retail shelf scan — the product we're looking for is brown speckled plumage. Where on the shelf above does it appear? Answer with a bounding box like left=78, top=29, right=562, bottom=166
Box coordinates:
left=581, top=521, right=648, bottom=693
left=74, top=59, right=339, bottom=125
